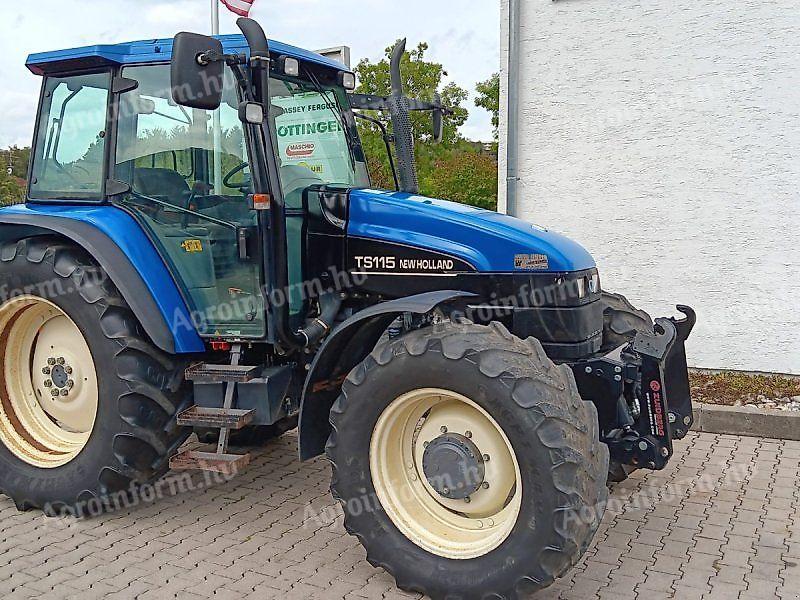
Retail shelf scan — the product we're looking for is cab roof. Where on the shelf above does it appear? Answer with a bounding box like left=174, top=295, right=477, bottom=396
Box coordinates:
left=26, top=33, right=348, bottom=76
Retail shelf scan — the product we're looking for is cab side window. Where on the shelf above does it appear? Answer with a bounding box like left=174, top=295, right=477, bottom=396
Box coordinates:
left=29, top=72, right=111, bottom=200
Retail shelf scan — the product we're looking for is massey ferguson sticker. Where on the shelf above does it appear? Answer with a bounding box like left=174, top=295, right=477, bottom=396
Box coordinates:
left=286, top=142, right=316, bottom=159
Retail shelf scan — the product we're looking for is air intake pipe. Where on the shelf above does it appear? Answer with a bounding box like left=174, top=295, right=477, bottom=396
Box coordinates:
left=387, top=39, right=420, bottom=195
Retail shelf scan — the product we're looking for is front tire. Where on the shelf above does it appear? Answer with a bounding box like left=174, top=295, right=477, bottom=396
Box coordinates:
left=0, top=238, right=191, bottom=515
left=327, top=321, right=608, bottom=599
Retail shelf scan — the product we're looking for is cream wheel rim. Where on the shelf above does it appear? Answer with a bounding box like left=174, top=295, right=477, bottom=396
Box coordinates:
left=370, top=388, right=522, bottom=559
left=0, top=296, right=98, bottom=468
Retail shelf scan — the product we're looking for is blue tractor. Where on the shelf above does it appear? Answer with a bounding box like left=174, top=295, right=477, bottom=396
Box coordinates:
left=0, top=18, right=695, bottom=599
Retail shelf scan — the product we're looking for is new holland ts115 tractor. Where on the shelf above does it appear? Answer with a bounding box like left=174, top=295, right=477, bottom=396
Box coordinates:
left=0, top=18, right=695, bottom=599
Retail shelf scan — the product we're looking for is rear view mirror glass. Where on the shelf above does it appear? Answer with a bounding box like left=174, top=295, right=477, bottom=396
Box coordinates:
left=170, top=32, right=224, bottom=110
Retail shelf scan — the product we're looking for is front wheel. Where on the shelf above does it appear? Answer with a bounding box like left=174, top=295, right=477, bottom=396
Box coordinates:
left=327, top=321, right=609, bottom=599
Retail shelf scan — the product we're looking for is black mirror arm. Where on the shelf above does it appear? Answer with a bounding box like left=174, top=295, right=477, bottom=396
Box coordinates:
left=349, top=93, right=453, bottom=115
left=196, top=49, right=246, bottom=67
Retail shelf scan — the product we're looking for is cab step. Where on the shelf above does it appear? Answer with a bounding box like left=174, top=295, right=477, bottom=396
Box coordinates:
left=176, top=405, right=255, bottom=429
left=185, top=363, right=259, bottom=383
left=169, top=448, right=251, bottom=476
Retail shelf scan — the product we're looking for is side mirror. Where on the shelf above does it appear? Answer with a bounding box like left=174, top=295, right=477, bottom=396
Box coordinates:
left=171, top=32, right=224, bottom=110
left=432, top=93, right=445, bottom=143
left=432, top=109, right=444, bottom=143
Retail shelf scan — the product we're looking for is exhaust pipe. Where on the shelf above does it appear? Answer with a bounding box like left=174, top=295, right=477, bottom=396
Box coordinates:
left=387, top=39, right=420, bottom=195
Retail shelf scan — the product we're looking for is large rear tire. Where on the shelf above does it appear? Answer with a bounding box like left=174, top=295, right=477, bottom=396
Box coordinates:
left=327, top=321, right=608, bottom=599
left=0, top=238, right=192, bottom=515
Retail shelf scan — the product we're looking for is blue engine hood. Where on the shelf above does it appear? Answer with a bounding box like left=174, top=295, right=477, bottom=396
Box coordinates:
left=347, top=189, right=596, bottom=273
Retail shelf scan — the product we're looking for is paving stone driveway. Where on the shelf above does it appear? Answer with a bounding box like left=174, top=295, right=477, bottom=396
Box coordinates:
left=1, top=431, right=798, bottom=600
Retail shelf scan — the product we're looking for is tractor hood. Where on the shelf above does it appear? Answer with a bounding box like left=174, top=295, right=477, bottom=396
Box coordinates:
left=347, top=189, right=596, bottom=273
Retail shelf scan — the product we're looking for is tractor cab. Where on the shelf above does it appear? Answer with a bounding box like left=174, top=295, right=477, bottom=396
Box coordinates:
left=24, top=30, right=370, bottom=342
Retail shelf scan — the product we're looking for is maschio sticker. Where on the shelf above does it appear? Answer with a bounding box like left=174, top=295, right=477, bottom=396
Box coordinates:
left=514, top=253, right=549, bottom=270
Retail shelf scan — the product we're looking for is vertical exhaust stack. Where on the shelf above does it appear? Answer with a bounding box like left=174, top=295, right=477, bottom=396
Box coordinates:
left=387, top=39, right=420, bottom=195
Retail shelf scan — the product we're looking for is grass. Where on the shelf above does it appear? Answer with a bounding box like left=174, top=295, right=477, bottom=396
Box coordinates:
left=690, top=370, right=800, bottom=406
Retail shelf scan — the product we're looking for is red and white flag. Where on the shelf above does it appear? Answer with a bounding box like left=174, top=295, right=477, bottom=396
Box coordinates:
left=220, top=0, right=255, bottom=17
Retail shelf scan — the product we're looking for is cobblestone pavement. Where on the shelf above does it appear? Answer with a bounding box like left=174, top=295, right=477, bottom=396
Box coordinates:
left=1, top=431, right=798, bottom=599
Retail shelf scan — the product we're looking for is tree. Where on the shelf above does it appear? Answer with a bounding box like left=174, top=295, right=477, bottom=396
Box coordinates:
left=0, top=146, right=30, bottom=206
left=475, top=73, right=500, bottom=139
left=421, top=152, right=498, bottom=211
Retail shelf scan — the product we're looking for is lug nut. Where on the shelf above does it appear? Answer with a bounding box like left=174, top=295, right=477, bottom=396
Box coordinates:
left=465, top=430, right=472, bottom=438
left=57, top=357, right=65, bottom=365
left=683, top=416, right=692, bottom=425
left=50, top=389, right=59, bottom=397
left=67, top=380, right=74, bottom=389
left=43, top=380, right=53, bottom=388
left=661, top=448, right=670, bottom=458
left=47, top=358, right=56, bottom=366
left=668, top=412, right=677, bottom=424
left=483, top=454, right=490, bottom=461
left=482, top=482, right=490, bottom=489
left=614, top=375, right=622, bottom=382
left=440, top=426, right=448, bottom=434
left=615, top=366, right=622, bottom=373
left=585, top=366, right=593, bottom=374
left=464, top=496, right=471, bottom=503
left=42, top=367, right=51, bottom=375
left=423, top=441, right=430, bottom=448
left=65, top=366, right=73, bottom=375
left=60, top=389, right=69, bottom=397
left=443, top=488, right=449, bottom=495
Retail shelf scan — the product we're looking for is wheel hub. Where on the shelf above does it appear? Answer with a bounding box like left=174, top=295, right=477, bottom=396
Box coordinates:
left=50, top=363, right=70, bottom=389
left=422, top=433, right=485, bottom=500
left=0, top=296, right=98, bottom=468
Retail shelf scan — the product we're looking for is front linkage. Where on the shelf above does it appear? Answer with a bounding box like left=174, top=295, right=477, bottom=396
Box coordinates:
left=572, top=306, right=696, bottom=471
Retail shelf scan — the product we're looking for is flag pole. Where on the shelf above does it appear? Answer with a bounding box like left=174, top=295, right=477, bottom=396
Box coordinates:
left=211, top=0, right=220, bottom=35
left=211, top=0, right=223, bottom=194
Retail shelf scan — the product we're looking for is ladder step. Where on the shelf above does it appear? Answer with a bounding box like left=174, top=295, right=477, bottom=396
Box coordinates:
left=169, top=449, right=251, bottom=475
left=185, top=363, right=259, bottom=383
left=176, top=406, right=255, bottom=429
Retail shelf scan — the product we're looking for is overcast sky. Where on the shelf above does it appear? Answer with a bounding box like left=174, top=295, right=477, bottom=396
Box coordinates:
left=0, top=0, right=500, bottom=148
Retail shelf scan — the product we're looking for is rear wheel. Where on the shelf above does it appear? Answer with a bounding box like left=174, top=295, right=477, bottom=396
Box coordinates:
left=327, top=321, right=608, bottom=599
left=0, top=238, right=191, bottom=515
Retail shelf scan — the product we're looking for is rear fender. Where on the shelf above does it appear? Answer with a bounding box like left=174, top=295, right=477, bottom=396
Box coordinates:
left=0, top=204, right=204, bottom=354
left=298, top=290, right=475, bottom=461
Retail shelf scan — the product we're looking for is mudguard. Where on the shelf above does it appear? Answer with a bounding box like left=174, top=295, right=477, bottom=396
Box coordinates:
left=298, top=290, right=475, bottom=461
left=0, top=204, right=204, bottom=354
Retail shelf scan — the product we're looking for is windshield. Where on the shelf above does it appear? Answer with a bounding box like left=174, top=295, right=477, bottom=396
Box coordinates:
left=269, top=76, right=369, bottom=207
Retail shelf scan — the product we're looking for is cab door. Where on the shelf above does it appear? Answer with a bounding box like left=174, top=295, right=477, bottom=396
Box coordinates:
left=114, top=64, right=266, bottom=339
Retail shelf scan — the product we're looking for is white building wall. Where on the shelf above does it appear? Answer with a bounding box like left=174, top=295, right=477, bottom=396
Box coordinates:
left=499, top=0, right=800, bottom=374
